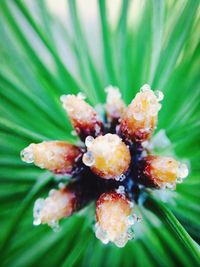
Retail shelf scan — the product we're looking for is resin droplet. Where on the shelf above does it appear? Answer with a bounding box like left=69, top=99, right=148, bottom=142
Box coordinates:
left=33, top=188, right=76, bottom=227
left=105, top=85, right=126, bottom=121
left=139, top=156, right=189, bottom=189
left=60, top=94, right=103, bottom=140
left=120, top=84, right=164, bottom=143
left=95, top=192, right=137, bottom=247
left=83, top=134, right=131, bottom=180
left=21, top=141, right=81, bottom=174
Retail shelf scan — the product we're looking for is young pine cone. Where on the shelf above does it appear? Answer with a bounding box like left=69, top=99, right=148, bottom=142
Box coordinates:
left=21, top=85, right=188, bottom=247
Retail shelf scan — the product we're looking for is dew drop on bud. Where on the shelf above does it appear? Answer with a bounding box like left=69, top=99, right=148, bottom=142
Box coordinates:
left=20, top=145, right=34, bottom=163
left=82, top=151, right=95, bottom=166
left=140, top=84, right=151, bottom=92
left=118, top=174, right=126, bottom=182
left=114, top=236, right=128, bottom=247
left=177, top=163, right=188, bottom=179
left=85, top=136, right=94, bottom=148
left=49, top=189, right=57, bottom=197
left=116, top=185, right=125, bottom=195
left=127, top=226, right=135, bottom=240
left=49, top=220, right=60, bottom=232
left=95, top=224, right=109, bottom=244
left=33, top=218, right=41, bottom=226
left=154, top=90, right=164, bottom=101
left=77, top=92, right=86, bottom=100
left=135, top=215, right=142, bottom=223
left=95, top=124, right=101, bottom=135
left=33, top=198, right=45, bottom=226
left=176, top=177, right=183, bottom=184
left=60, top=95, right=68, bottom=103
left=58, top=182, right=65, bottom=189
left=115, top=174, right=125, bottom=182
left=71, top=130, right=77, bottom=136
left=127, top=215, right=136, bottom=225
left=160, top=184, right=167, bottom=190
left=165, top=182, right=176, bottom=190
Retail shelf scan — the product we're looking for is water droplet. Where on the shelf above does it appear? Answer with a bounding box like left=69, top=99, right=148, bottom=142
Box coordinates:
left=60, top=95, right=67, bottom=103
left=160, top=183, right=167, bottom=190
left=85, top=136, right=94, bottom=148
left=119, top=174, right=126, bottom=181
left=176, top=177, right=183, bottom=184
left=58, top=182, right=65, bottom=189
left=49, top=220, right=60, bottom=232
left=20, top=145, right=34, bottom=163
left=77, top=92, right=86, bottom=100
left=95, top=124, right=101, bottom=135
left=141, top=141, right=150, bottom=149
left=177, top=163, right=188, bottom=179
left=140, top=84, right=151, bottom=92
left=114, top=236, right=128, bottom=247
left=165, top=182, right=176, bottom=190
left=95, top=224, right=109, bottom=244
left=33, top=198, right=45, bottom=226
left=133, top=214, right=142, bottom=223
left=49, top=189, right=56, bottom=196
left=116, top=185, right=125, bottom=195
left=127, top=215, right=135, bottom=225
left=115, top=174, right=126, bottom=182
left=38, top=162, right=45, bottom=169
left=154, top=90, right=164, bottom=101
left=141, top=150, right=148, bottom=157
left=33, top=218, right=41, bottom=226
left=82, top=151, right=95, bottom=166
left=127, top=226, right=135, bottom=240
left=71, top=130, right=77, bottom=136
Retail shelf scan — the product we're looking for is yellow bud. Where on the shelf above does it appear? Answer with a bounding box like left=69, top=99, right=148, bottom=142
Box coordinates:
left=95, top=192, right=135, bottom=247
left=142, top=156, right=188, bottom=189
left=21, top=141, right=81, bottom=174
left=82, top=134, right=131, bottom=180
left=105, top=86, right=125, bottom=121
left=61, top=94, right=103, bottom=139
left=33, top=188, right=76, bottom=228
left=120, top=84, right=163, bottom=142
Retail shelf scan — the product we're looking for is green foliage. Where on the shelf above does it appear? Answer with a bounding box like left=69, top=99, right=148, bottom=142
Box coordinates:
left=0, top=0, right=199, bottom=266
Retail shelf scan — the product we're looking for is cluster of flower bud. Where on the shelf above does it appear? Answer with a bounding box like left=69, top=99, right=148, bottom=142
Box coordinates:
left=20, top=84, right=188, bottom=247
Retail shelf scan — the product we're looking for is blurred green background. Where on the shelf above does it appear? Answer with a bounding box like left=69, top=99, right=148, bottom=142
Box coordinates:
left=0, top=0, right=199, bottom=266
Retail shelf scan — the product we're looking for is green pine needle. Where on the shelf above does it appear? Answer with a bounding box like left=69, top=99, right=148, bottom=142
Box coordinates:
left=0, top=0, right=199, bottom=266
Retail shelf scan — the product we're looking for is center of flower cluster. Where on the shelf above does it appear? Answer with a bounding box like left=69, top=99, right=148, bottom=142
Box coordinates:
left=21, top=84, right=188, bottom=247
